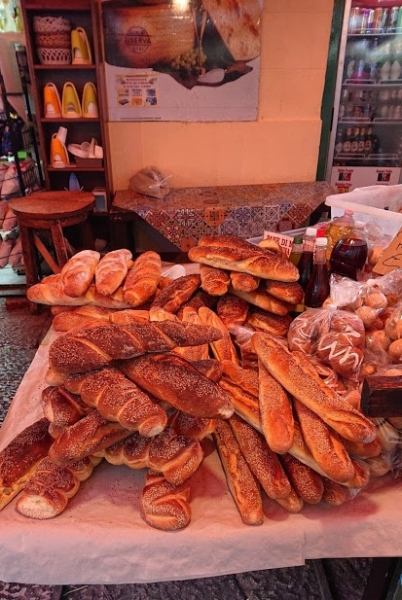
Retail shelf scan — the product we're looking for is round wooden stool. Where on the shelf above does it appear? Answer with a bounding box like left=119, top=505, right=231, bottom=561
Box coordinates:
left=9, top=190, right=96, bottom=292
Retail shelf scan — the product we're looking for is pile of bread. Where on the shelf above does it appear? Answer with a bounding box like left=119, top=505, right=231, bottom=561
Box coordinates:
left=0, top=235, right=397, bottom=531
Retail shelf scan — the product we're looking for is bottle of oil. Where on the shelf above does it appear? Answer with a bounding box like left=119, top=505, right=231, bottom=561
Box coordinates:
left=304, top=237, right=330, bottom=309
left=289, top=236, right=304, bottom=267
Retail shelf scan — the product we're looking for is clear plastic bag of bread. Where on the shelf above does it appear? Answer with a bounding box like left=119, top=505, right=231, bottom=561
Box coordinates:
left=288, top=304, right=365, bottom=382
left=364, top=220, right=394, bottom=269
left=327, top=270, right=402, bottom=330
left=129, top=166, right=170, bottom=199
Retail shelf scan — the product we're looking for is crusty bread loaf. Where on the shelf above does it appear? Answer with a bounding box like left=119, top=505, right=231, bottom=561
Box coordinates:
left=265, top=280, right=304, bottom=305
left=140, top=470, right=192, bottom=531
left=120, top=352, right=234, bottom=420
left=97, top=427, right=203, bottom=486
left=213, top=419, right=264, bottom=526
left=48, top=410, right=133, bottom=465
left=42, top=385, right=93, bottom=427
left=191, top=358, right=223, bottom=382
left=188, top=244, right=299, bottom=282
left=247, top=308, right=292, bottom=337
left=16, top=455, right=102, bottom=519
left=230, top=271, right=260, bottom=293
left=230, top=284, right=294, bottom=315
left=216, top=294, right=249, bottom=329
left=61, top=250, right=100, bottom=298
left=0, top=418, right=53, bottom=510
left=95, top=249, right=133, bottom=296
left=123, top=251, right=162, bottom=307
left=293, top=398, right=354, bottom=484
left=174, top=306, right=209, bottom=361
left=151, top=274, right=201, bottom=314
left=198, top=306, right=240, bottom=364
left=322, top=478, right=360, bottom=506
left=274, top=487, right=304, bottom=513
left=49, top=320, right=223, bottom=373
left=218, top=362, right=262, bottom=433
left=251, top=334, right=376, bottom=444
left=52, top=305, right=114, bottom=332
left=340, top=435, right=382, bottom=459
left=280, top=453, right=324, bottom=505
left=170, top=410, right=217, bottom=441
left=257, top=357, right=294, bottom=455
left=199, top=264, right=231, bottom=296
left=66, top=367, right=168, bottom=436
left=229, top=414, right=291, bottom=500
left=109, top=309, right=150, bottom=325
left=27, top=279, right=132, bottom=309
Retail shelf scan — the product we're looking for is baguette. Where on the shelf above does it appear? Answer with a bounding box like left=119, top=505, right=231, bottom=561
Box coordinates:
left=119, top=352, right=234, bottom=419
left=28, top=279, right=132, bottom=309
left=140, top=470, right=192, bottom=531
left=188, top=244, right=299, bottom=282
left=213, top=419, right=264, bottom=526
left=265, top=280, right=304, bottom=305
left=108, top=309, right=150, bottom=325
left=49, top=320, right=223, bottom=373
left=52, top=305, right=114, bottom=332
left=151, top=274, right=201, bottom=314
left=229, top=414, right=291, bottom=500
left=230, top=271, right=260, bottom=293
left=216, top=294, right=249, bottom=328
left=252, top=334, right=376, bottom=444
left=199, top=264, right=230, bottom=296
left=97, top=427, right=203, bottom=485
left=280, top=453, right=324, bottom=505
left=322, top=478, right=361, bottom=506
left=170, top=410, right=217, bottom=441
left=95, top=249, right=133, bottom=296
left=174, top=306, right=209, bottom=361
left=247, top=308, right=292, bottom=337
left=16, top=455, right=102, bottom=519
left=231, top=284, right=294, bottom=315
left=0, top=418, right=53, bottom=510
left=258, top=357, right=294, bottom=455
left=218, top=368, right=262, bottom=433
left=61, top=250, right=100, bottom=297
left=42, top=386, right=93, bottom=427
left=274, top=488, right=304, bottom=513
left=123, top=251, right=162, bottom=307
left=293, top=398, right=354, bottom=484
left=65, top=367, right=168, bottom=437
left=198, top=306, right=240, bottom=364
left=48, top=410, right=133, bottom=465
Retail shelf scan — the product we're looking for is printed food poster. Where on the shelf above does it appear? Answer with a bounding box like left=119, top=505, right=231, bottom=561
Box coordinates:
left=101, top=0, right=262, bottom=121
left=330, top=166, right=401, bottom=193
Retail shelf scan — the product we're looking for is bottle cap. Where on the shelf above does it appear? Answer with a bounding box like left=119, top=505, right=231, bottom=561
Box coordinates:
left=345, top=209, right=354, bottom=216
left=305, top=227, right=317, bottom=237
left=315, top=237, right=328, bottom=247
left=293, top=236, right=303, bottom=243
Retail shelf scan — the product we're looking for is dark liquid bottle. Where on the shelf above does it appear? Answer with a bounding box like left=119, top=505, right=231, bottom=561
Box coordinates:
left=304, top=238, right=330, bottom=309
left=297, top=227, right=317, bottom=291
left=329, top=221, right=368, bottom=281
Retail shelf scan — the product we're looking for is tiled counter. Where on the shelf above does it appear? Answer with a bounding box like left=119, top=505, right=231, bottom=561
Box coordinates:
left=110, top=181, right=333, bottom=253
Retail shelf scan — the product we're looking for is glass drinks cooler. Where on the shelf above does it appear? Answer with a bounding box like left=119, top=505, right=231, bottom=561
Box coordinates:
left=326, top=0, right=402, bottom=192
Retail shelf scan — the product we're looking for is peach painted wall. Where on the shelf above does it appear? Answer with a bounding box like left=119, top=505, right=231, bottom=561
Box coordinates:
left=107, top=0, right=335, bottom=191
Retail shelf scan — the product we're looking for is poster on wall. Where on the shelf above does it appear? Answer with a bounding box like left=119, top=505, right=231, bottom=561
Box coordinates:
left=101, top=0, right=263, bottom=122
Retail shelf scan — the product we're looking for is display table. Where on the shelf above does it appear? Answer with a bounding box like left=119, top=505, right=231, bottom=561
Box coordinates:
left=0, top=327, right=402, bottom=586
left=110, top=181, right=332, bottom=252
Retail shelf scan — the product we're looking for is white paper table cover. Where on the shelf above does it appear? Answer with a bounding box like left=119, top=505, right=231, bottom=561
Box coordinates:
left=0, top=328, right=402, bottom=585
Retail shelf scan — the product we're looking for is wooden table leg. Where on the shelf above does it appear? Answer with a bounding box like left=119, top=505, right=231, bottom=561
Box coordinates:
left=50, top=220, right=69, bottom=268
left=18, top=224, right=39, bottom=287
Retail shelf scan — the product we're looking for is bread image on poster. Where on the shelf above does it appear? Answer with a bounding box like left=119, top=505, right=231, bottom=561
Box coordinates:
left=102, top=0, right=262, bottom=89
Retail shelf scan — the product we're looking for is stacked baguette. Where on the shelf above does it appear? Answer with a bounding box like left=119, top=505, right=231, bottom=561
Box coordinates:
left=2, top=235, right=393, bottom=530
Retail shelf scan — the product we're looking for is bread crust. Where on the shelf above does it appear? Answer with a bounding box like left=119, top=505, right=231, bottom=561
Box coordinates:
left=123, top=251, right=161, bottom=307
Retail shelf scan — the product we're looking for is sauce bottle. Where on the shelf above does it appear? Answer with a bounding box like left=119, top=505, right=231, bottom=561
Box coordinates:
left=325, top=209, right=355, bottom=263
left=304, top=237, right=330, bottom=309
left=297, top=227, right=318, bottom=291
left=289, top=236, right=303, bottom=267
left=329, top=220, right=368, bottom=281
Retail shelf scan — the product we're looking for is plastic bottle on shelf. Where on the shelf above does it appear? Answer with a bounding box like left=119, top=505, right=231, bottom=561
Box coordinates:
left=289, top=236, right=303, bottom=267
left=325, top=209, right=355, bottom=263
left=304, top=238, right=331, bottom=310
left=329, top=221, right=368, bottom=281
left=297, top=227, right=318, bottom=291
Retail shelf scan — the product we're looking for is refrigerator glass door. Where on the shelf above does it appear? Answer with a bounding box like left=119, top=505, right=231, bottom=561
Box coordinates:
left=326, top=0, right=402, bottom=192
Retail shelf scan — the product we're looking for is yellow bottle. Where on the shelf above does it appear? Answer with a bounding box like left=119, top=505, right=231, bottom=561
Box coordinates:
left=325, top=209, right=355, bottom=263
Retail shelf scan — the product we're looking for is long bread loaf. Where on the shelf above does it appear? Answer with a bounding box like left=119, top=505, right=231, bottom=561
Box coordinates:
left=140, top=470, right=192, bottom=531
left=60, top=250, right=100, bottom=297
left=123, top=251, right=162, bottom=307
left=119, top=352, right=234, bottom=419
left=151, top=274, right=201, bottom=314
left=252, top=333, right=376, bottom=444
left=95, top=249, right=133, bottom=296
left=49, top=320, right=223, bottom=373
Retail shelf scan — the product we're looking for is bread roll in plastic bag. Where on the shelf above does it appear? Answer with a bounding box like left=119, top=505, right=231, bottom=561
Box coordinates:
left=288, top=306, right=365, bottom=381
left=129, top=166, right=170, bottom=199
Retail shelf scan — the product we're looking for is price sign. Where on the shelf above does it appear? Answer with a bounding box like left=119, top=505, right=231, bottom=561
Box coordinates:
left=373, top=227, right=402, bottom=275
left=263, top=231, right=294, bottom=257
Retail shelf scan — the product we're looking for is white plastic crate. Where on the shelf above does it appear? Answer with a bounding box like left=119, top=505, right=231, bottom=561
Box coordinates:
left=325, top=185, right=402, bottom=238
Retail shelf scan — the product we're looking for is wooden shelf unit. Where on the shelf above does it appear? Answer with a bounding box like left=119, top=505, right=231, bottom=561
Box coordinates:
left=20, top=0, right=113, bottom=210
